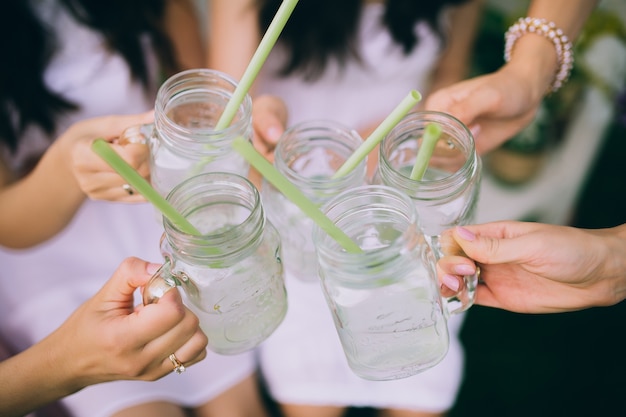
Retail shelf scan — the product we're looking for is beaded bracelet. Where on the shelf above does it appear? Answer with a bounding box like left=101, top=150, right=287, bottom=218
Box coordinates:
left=504, top=17, right=574, bottom=94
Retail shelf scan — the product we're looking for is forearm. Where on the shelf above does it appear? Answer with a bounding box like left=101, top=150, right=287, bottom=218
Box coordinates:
left=206, top=0, right=260, bottom=81
left=0, top=336, right=83, bottom=417
left=164, top=0, right=205, bottom=71
left=527, top=0, right=598, bottom=39
left=427, top=0, right=485, bottom=94
left=0, top=139, right=85, bottom=248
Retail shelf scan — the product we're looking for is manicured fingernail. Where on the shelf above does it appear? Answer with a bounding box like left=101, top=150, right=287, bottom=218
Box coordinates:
left=469, top=123, right=481, bottom=139
left=442, top=274, right=460, bottom=292
left=266, top=126, right=282, bottom=143
left=456, top=226, right=475, bottom=241
left=146, top=262, right=161, bottom=275
left=454, top=264, right=476, bottom=275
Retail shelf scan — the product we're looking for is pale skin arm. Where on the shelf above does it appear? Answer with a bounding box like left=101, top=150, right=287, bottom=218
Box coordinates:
left=436, top=221, right=626, bottom=314
left=422, top=0, right=485, bottom=97
left=0, top=113, right=155, bottom=249
left=206, top=0, right=288, bottom=165
left=164, top=0, right=206, bottom=70
left=425, top=0, right=600, bottom=155
left=0, top=257, right=208, bottom=417
left=206, top=0, right=259, bottom=82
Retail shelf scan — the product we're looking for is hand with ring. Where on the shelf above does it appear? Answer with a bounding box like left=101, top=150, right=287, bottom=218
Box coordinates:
left=43, top=257, right=207, bottom=383
left=0, top=257, right=208, bottom=416
left=69, top=112, right=154, bottom=202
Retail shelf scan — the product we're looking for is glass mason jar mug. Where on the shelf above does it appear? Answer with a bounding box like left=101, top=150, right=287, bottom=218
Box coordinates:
left=312, top=185, right=474, bottom=381
left=143, top=172, right=287, bottom=355
left=374, top=111, right=481, bottom=311
left=261, top=120, right=367, bottom=282
left=123, top=68, right=253, bottom=197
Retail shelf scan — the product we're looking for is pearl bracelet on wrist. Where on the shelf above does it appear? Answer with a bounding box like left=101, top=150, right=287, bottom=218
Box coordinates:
left=504, top=17, right=574, bottom=95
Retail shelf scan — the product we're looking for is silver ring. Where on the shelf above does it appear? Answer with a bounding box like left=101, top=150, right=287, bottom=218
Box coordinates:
left=169, top=353, right=186, bottom=374
left=122, top=184, right=135, bottom=196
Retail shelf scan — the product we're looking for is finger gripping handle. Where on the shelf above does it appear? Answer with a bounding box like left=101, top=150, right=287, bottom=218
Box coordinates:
left=445, top=270, right=478, bottom=315
left=143, top=262, right=176, bottom=305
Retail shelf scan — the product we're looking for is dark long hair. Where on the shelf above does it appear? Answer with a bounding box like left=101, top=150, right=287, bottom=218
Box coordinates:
left=0, top=0, right=179, bottom=152
left=257, top=0, right=470, bottom=80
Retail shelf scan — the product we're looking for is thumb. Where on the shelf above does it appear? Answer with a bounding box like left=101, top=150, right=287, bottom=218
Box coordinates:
left=98, top=257, right=162, bottom=301
left=452, top=226, right=524, bottom=266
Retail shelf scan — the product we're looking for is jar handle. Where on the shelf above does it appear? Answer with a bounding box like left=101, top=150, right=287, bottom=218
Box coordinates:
left=119, top=123, right=154, bottom=145
left=444, top=271, right=478, bottom=315
left=143, top=260, right=177, bottom=305
left=436, top=235, right=477, bottom=315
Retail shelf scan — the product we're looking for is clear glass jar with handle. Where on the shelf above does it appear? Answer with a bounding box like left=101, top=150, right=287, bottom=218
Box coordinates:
left=143, top=172, right=287, bottom=355
left=312, top=185, right=474, bottom=381
left=374, top=110, right=481, bottom=311
left=261, top=120, right=367, bottom=282
left=124, top=69, right=252, bottom=197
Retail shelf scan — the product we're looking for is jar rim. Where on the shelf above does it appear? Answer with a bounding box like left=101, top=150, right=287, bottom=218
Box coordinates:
left=312, top=185, right=423, bottom=268
left=154, top=69, right=253, bottom=152
left=273, top=119, right=367, bottom=193
left=163, top=172, right=265, bottom=261
left=379, top=110, right=480, bottom=197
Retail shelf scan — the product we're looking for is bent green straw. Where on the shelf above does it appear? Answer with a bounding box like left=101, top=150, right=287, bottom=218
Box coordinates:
left=231, top=137, right=363, bottom=253
left=91, top=139, right=200, bottom=236
left=215, top=0, right=299, bottom=130
left=410, top=122, right=443, bottom=181
left=332, top=90, right=422, bottom=179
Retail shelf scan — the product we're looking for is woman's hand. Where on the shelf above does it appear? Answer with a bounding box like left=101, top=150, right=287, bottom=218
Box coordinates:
left=0, top=257, right=208, bottom=417
left=55, top=257, right=208, bottom=386
left=69, top=112, right=155, bottom=202
left=437, top=221, right=626, bottom=313
left=425, top=64, right=543, bottom=155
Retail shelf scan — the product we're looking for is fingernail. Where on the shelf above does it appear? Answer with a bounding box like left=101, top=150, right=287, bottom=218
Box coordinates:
left=456, top=226, right=476, bottom=241
left=442, top=274, right=460, bottom=292
left=266, top=126, right=281, bottom=143
left=146, top=262, right=161, bottom=275
left=469, top=123, right=481, bottom=139
left=454, top=264, right=476, bottom=275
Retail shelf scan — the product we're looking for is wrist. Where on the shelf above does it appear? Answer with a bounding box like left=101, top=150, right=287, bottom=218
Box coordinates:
left=605, top=224, right=626, bottom=305
left=501, top=37, right=555, bottom=105
left=504, top=17, right=574, bottom=96
left=0, top=333, right=84, bottom=416
left=38, top=329, right=89, bottom=394
left=588, top=225, right=626, bottom=307
left=46, top=134, right=86, bottom=201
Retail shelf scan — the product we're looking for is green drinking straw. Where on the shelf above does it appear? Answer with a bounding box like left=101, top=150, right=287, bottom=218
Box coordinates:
left=331, top=90, right=422, bottom=179
left=231, top=136, right=363, bottom=254
left=91, top=139, right=201, bottom=236
left=409, top=122, right=443, bottom=181
left=215, top=0, right=299, bottom=130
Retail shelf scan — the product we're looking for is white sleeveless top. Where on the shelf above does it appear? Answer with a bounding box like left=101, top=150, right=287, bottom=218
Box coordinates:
left=0, top=3, right=256, bottom=416
left=255, top=4, right=465, bottom=412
